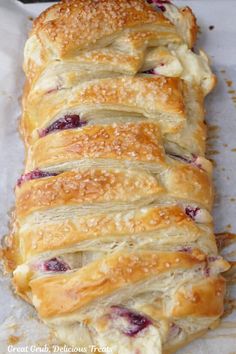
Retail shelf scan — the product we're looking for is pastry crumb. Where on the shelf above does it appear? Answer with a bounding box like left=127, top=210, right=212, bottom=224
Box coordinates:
left=8, top=335, right=20, bottom=345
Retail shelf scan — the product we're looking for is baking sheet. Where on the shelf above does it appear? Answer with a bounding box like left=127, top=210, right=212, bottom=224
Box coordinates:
left=0, top=0, right=235, bottom=353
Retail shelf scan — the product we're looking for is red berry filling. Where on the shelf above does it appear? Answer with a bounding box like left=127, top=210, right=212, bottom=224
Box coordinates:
left=111, top=306, right=152, bottom=337
left=168, top=153, right=203, bottom=170
left=178, top=246, right=192, bottom=253
left=143, top=64, right=165, bottom=75
left=39, top=114, right=87, bottom=137
left=204, top=256, right=220, bottom=277
left=43, top=257, right=71, bottom=272
left=143, top=69, right=156, bottom=74
left=185, top=206, right=200, bottom=220
left=204, top=265, right=210, bottom=277
left=146, top=0, right=171, bottom=11
left=17, top=169, right=58, bottom=187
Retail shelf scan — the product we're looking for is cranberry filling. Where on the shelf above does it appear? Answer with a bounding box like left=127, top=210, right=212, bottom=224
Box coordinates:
left=204, top=265, right=210, bottom=277
left=111, top=306, right=152, bottom=337
left=178, top=246, right=192, bottom=253
left=204, top=256, right=220, bottom=277
left=144, top=69, right=156, bottom=74
left=43, top=257, right=71, bottom=272
left=39, top=114, right=87, bottom=137
left=17, top=169, right=59, bottom=187
left=46, top=87, right=60, bottom=94
left=168, top=153, right=203, bottom=170
left=146, top=0, right=171, bottom=12
left=185, top=206, right=200, bottom=220
left=143, top=64, right=165, bottom=75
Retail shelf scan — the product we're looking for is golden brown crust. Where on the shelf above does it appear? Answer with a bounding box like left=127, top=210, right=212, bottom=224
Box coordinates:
left=19, top=205, right=215, bottom=261
left=163, top=164, right=213, bottom=210
left=180, top=7, right=197, bottom=48
left=25, top=0, right=175, bottom=83
left=32, top=0, right=171, bottom=54
left=26, top=122, right=165, bottom=171
left=172, top=277, right=226, bottom=317
left=29, top=251, right=207, bottom=319
left=15, top=169, right=163, bottom=222
left=22, top=76, right=185, bottom=143
left=16, top=162, right=213, bottom=224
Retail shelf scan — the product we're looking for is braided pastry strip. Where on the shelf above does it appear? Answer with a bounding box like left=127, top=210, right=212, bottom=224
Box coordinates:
left=4, top=1, right=229, bottom=353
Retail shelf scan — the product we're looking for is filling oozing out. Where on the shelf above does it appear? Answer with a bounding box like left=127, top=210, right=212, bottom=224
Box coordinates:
left=46, top=83, right=63, bottom=95
left=110, top=306, right=152, bottom=337
left=178, top=246, right=192, bottom=253
left=42, top=257, right=71, bottom=272
left=37, top=257, right=74, bottom=273
left=35, top=252, right=103, bottom=275
left=167, top=152, right=203, bottom=170
left=146, top=0, right=171, bottom=12
left=204, top=256, right=221, bottom=277
left=185, top=206, right=200, bottom=220
left=17, top=169, right=59, bottom=187
left=39, top=114, right=87, bottom=137
left=143, top=65, right=165, bottom=75
left=33, top=257, right=71, bottom=273
left=92, top=305, right=162, bottom=353
left=183, top=204, right=212, bottom=224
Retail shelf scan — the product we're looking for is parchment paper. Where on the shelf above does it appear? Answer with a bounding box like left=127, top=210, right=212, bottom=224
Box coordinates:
left=0, top=1, right=235, bottom=353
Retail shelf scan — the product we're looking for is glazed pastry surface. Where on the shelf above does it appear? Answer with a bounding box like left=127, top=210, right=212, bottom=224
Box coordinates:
left=4, top=1, right=229, bottom=353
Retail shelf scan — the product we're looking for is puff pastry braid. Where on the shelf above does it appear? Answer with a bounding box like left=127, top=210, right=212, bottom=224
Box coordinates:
left=4, top=0, right=230, bottom=353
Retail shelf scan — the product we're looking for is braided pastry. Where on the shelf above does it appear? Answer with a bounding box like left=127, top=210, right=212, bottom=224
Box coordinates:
left=4, top=0, right=230, bottom=353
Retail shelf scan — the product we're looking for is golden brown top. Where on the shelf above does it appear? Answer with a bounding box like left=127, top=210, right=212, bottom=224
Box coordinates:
left=31, top=0, right=172, bottom=57
left=29, top=250, right=209, bottom=318
left=6, top=1, right=227, bottom=350
left=19, top=205, right=216, bottom=261
left=172, top=277, right=226, bottom=317
left=15, top=169, right=163, bottom=221
left=22, top=76, right=186, bottom=142
left=26, top=122, right=165, bottom=170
